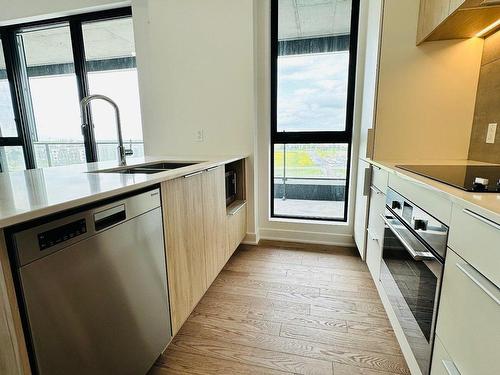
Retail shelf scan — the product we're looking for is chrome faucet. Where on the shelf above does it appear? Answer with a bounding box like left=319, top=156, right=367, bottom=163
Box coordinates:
left=79, top=94, right=133, bottom=166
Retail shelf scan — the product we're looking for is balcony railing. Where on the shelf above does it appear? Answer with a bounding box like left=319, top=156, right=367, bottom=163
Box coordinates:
left=33, top=140, right=144, bottom=168
left=274, top=176, right=347, bottom=201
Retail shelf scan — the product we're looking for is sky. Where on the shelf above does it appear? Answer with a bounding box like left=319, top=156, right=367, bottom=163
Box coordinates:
left=277, top=51, right=349, bottom=132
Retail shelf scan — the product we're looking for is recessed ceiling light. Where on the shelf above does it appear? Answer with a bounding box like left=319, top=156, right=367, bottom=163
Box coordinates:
left=475, top=19, right=500, bottom=37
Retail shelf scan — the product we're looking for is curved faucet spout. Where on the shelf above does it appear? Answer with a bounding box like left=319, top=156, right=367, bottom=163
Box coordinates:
left=79, top=94, right=132, bottom=166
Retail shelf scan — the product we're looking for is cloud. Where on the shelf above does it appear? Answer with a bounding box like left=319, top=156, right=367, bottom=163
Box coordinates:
left=277, top=52, right=349, bottom=131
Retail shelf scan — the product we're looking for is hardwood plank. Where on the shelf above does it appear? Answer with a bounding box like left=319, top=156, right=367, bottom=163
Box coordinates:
left=154, top=349, right=293, bottom=375
left=194, top=296, right=249, bottom=315
left=247, top=309, right=348, bottom=333
left=214, top=271, right=321, bottom=296
left=224, top=261, right=288, bottom=277
left=187, top=310, right=282, bottom=336
left=219, top=269, right=374, bottom=292
left=320, top=287, right=381, bottom=302
left=169, top=332, right=333, bottom=375
left=203, top=290, right=311, bottom=315
left=230, top=258, right=372, bottom=280
left=267, top=291, right=386, bottom=316
left=280, top=324, right=402, bottom=356
left=208, top=282, right=268, bottom=298
left=310, top=305, right=392, bottom=327
left=333, top=362, right=402, bottom=375
left=177, top=320, right=409, bottom=375
left=346, top=320, right=399, bottom=341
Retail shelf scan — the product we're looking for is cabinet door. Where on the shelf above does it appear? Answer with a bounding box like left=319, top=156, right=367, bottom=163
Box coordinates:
left=417, top=0, right=451, bottom=42
left=449, top=0, right=465, bottom=13
left=162, top=174, right=206, bottom=334
left=435, top=249, right=500, bottom=375
left=202, top=166, right=227, bottom=286
left=431, top=336, right=460, bottom=375
left=366, top=185, right=385, bottom=280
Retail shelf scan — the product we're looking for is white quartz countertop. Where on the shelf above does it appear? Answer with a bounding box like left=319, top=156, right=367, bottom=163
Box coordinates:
left=0, top=155, right=245, bottom=229
left=362, top=158, right=500, bottom=222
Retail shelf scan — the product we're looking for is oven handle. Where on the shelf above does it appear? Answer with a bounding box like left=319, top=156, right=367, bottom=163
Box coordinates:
left=380, top=214, right=435, bottom=261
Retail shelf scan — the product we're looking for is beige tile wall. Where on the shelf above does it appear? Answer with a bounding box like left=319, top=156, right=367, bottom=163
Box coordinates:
left=468, top=30, right=500, bottom=163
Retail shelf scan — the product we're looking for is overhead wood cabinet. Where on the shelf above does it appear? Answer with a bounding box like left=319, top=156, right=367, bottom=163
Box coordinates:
left=417, top=0, right=500, bottom=44
left=161, top=172, right=207, bottom=334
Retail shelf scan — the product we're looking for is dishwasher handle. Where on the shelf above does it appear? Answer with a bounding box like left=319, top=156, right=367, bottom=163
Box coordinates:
left=94, top=204, right=126, bottom=231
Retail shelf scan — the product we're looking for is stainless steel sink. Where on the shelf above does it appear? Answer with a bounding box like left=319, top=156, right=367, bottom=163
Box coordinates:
left=94, top=162, right=198, bottom=174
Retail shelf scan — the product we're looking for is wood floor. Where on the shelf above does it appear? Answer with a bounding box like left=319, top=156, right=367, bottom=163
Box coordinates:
left=149, top=242, right=410, bottom=375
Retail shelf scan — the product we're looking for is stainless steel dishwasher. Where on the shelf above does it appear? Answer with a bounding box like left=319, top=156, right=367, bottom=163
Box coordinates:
left=9, top=188, right=172, bottom=375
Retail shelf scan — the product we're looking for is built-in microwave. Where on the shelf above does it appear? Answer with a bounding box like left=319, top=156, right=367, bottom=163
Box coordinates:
left=225, top=170, right=237, bottom=205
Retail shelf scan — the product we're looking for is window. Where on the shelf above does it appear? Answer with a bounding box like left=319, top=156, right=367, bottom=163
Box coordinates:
left=0, top=39, right=26, bottom=172
left=271, top=0, right=359, bottom=221
left=17, top=23, right=85, bottom=168
left=82, top=17, right=144, bottom=161
left=0, top=7, right=142, bottom=170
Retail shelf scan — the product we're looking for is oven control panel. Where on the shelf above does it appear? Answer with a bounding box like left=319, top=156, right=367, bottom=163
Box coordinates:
left=385, top=189, right=449, bottom=259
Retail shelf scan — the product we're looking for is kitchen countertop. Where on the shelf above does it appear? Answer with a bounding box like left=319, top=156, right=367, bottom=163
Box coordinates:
left=0, top=155, right=246, bottom=229
left=362, top=158, right=500, bottom=222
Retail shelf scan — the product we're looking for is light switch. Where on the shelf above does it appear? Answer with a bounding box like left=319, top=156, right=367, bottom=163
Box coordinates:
left=486, top=123, right=497, bottom=144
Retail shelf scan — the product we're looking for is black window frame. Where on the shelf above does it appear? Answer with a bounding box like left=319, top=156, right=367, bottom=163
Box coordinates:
left=0, top=6, right=133, bottom=170
left=270, top=0, right=360, bottom=222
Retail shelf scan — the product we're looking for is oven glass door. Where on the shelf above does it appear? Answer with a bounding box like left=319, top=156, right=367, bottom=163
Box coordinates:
left=380, top=210, right=443, bottom=375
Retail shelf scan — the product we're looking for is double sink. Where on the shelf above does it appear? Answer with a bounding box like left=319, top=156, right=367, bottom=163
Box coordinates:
left=94, top=162, right=199, bottom=175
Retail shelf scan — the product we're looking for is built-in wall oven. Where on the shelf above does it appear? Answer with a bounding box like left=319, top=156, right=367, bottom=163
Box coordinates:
left=380, top=189, right=449, bottom=375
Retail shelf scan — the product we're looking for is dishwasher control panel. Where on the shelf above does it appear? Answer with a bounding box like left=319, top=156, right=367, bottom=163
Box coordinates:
left=38, top=219, right=87, bottom=251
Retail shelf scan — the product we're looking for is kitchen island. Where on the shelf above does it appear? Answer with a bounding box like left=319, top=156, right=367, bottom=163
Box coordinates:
left=0, top=155, right=248, bottom=375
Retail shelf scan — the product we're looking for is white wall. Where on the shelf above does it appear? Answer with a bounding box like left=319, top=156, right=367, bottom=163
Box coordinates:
left=131, top=0, right=259, bottom=241
left=0, top=0, right=260, bottom=241
left=373, top=0, right=483, bottom=161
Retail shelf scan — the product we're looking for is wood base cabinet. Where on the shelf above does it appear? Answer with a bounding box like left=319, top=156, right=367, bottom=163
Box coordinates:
left=202, top=167, right=228, bottom=286
left=161, top=173, right=207, bottom=335
left=162, top=162, right=246, bottom=335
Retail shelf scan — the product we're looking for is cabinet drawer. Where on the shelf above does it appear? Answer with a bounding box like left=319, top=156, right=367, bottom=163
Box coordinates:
left=448, top=205, right=500, bottom=287
left=227, top=201, right=247, bottom=258
left=431, top=336, right=460, bottom=375
left=371, top=166, right=389, bottom=193
left=436, top=249, right=500, bottom=375
left=367, top=185, right=386, bottom=237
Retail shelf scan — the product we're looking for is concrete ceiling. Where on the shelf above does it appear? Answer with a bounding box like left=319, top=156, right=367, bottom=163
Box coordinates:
left=0, top=17, right=135, bottom=70
left=279, top=0, right=352, bottom=40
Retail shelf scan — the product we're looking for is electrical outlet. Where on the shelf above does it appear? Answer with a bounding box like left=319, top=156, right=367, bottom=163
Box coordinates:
left=195, top=129, right=204, bottom=142
left=486, top=123, right=497, bottom=144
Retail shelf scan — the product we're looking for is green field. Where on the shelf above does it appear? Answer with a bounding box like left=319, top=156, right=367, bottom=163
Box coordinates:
left=274, top=145, right=347, bottom=178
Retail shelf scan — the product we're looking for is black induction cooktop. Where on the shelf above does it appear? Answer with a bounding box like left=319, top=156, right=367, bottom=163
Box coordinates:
left=396, top=165, right=500, bottom=192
